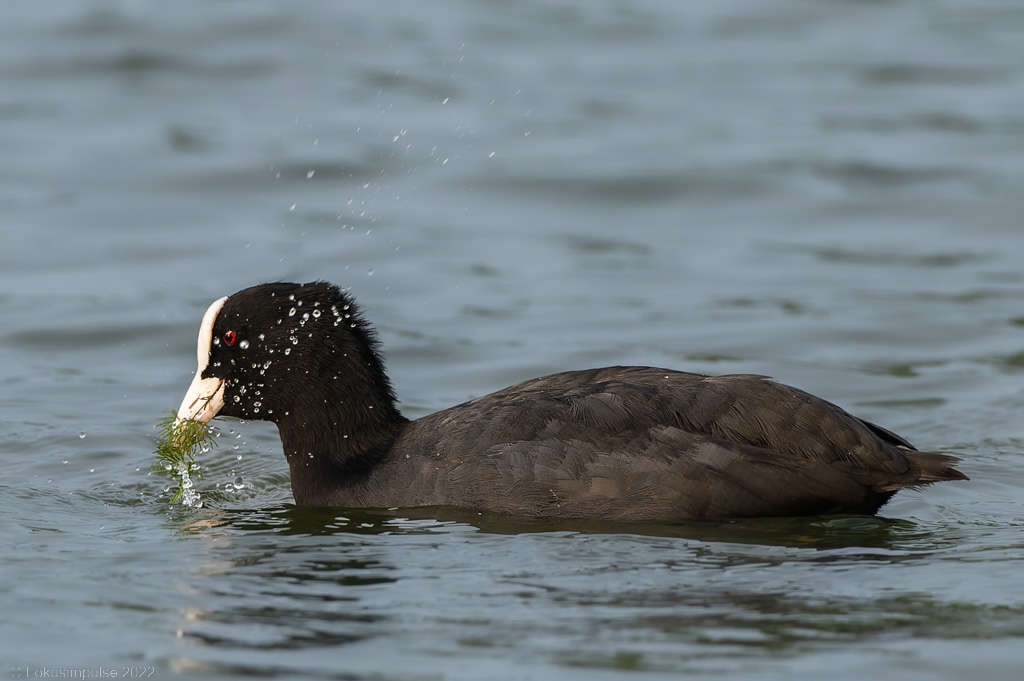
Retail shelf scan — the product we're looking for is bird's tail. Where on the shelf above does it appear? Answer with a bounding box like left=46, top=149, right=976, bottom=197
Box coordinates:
left=877, top=450, right=968, bottom=492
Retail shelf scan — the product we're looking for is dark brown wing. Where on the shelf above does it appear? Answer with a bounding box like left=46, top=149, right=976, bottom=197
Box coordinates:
left=387, top=366, right=964, bottom=519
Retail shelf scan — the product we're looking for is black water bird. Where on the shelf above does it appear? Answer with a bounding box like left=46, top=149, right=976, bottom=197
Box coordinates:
left=174, top=281, right=966, bottom=519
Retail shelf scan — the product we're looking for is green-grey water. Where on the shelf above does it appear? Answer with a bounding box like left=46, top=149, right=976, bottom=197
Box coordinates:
left=3, top=2, right=1024, bottom=679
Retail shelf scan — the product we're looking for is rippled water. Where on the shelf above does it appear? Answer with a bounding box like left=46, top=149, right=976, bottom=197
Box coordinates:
left=3, top=1, right=1024, bottom=679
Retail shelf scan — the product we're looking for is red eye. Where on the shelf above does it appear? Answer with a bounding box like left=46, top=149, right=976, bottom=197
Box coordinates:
left=223, top=331, right=236, bottom=346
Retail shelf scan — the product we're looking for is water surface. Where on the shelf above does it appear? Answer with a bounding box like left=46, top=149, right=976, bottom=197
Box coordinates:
left=2, top=1, right=1024, bottom=679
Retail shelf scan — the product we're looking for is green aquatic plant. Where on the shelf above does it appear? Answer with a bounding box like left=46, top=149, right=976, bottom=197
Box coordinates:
left=154, top=410, right=217, bottom=505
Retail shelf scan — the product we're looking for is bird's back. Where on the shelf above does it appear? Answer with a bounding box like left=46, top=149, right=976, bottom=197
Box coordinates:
left=357, top=367, right=965, bottom=519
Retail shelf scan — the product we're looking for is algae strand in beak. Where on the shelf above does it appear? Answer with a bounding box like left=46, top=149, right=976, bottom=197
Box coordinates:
left=154, top=410, right=218, bottom=505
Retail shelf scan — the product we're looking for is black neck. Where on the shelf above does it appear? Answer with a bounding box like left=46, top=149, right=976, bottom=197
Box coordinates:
left=276, top=379, right=408, bottom=505
left=252, top=282, right=410, bottom=504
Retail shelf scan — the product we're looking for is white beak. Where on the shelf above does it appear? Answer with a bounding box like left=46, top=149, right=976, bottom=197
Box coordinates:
left=175, top=373, right=226, bottom=425
left=175, top=296, right=229, bottom=426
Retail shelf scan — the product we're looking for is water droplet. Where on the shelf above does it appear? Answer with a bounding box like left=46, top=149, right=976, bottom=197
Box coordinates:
left=239, top=340, right=250, bottom=350
left=306, top=170, right=315, bottom=179
left=312, top=309, right=321, bottom=318
left=78, top=432, right=86, bottom=439
left=288, top=307, right=296, bottom=316
left=233, top=476, right=245, bottom=490
left=289, top=203, right=296, bottom=211
left=367, top=268, right=374, bottom=277
left=284, top=348, right=291, bottom=355
left=233, top=395, right=241, bottom=403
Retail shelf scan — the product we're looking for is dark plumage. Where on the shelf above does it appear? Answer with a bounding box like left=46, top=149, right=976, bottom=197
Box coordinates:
left=174, top=281, right=967, bottom=520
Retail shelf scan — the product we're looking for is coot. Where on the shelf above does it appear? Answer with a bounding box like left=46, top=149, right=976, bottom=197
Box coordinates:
left=174, top=281, right=966, bottom=519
